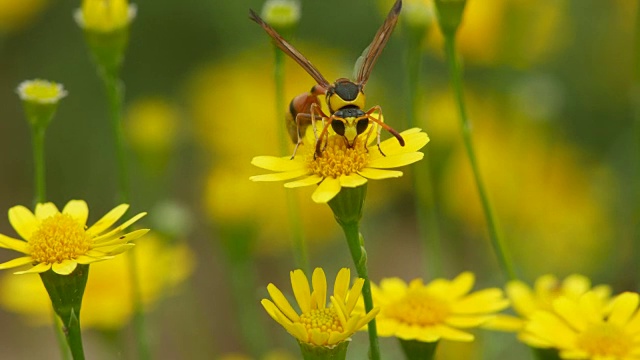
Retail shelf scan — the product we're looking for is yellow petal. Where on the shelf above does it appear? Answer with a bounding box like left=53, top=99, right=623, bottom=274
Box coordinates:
left=0, top=256, right=34, bottom=269
left=62, top=200, right=89, bottom=227
left=251, top=156, right=305, bottom=171
left=92, top=212, right=147, bottom=243
left=14, top=262, right=51, bottom=274
left=367, top=152, right=424, bottom=169
left=312, top=268, right=327, bottom=309
left=452, top=288, right=509, bottom=314
left=506, top=280, right=538, bottom=317
left=284, top=174, right=323, bottom=188
left=267, top=283, right=300, bottom=322
left=357, top=167, right=403, bottom=180
left=434, top=324, right=475, bottom=342
left=310, top=329, right=329, bottom=346
left=369, top=130, right=429, bottom=159
left=328, top=331, right=349, bottom=345
left=334, top=268, right=351, bottom=303
left=86, top=204, right=129, bottom=236
left=87, top=243, right=134, bottom=257
left=339, top=173, right=367, bottom=188
left=311, top=177, right=341, bottom=203
left=291, top=269, right=311, bottom=313
left=608, top=292, right=639, bottom=327
left=76, top=255, right=111, bottom=264
left=378, top=278, right=408, bottom=302
left=331, top=296, right=348, bottom=329
left=92, top=228, right=150, bottom=247
left=8, top=205, right=38, bottom=240
left=52, top=260, right=78, bottom=275
left=375, top=318, right=400, bottom=336
left=396, top=323, right=429, bottom=341
left=0, top=233, right=29, bottom=253
left=345, top=278, right=365, bottom=314
left=262, top=298, right=293, bottom=327
left=526, top=311, right=577, bottom=347
left=250, top=169, right=309, bottom=182
left=450, top=272, right=475, bottom=298
left=34, top=202, right=60, bottom=220
left=446, top=315, right=494, bottom=328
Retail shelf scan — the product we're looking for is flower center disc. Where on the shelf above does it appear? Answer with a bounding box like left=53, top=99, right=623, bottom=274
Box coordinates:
left=29, top=213, right=92, bottom=264
left=387, top=292, right=450, bottom=326
left=576, top=323, right=632, bottom=357
left=308, top=135, right=369, bottom=178
left=299, top=307, right=343, bottom=338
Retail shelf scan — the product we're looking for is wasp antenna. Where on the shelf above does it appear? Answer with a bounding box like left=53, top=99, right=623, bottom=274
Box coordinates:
left=393, top=0, right=402, bottom=14
left=248, top=9, right=261, bottom=23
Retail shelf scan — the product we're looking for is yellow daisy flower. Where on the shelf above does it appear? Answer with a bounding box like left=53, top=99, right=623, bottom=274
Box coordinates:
left=16, top=79, right=67, bottom=104
left=261, top=268, right=380, bottom=347
left=371, top=272, right=510, bottom=342
left=485, top=274, right=611, bottom=347
left=525, top=291, right=640, bottom=359
left=251, top=128, right=430, bottom=203
left=0, top=200, right=148, bottom=275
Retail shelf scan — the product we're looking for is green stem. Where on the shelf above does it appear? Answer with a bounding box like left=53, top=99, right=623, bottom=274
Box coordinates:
left=442, top=34, right=517, bottom=281
left=632, top=0, right=640, bottom=289
left=404, top=30, right=442, bottom=277
left=52, top=312, right=72, bottom=360
left=340, top=222, right=380, bottom=360
left=100, top=70, right=149, bottom=360
left=40, top=266, right=89, bottom=360
left=31, top=126, right=46, bottom=204
left=273, top=45, right=310, bottom=276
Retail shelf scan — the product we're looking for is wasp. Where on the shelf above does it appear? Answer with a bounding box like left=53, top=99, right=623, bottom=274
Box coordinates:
left=249, top=0, right=405, bottom=158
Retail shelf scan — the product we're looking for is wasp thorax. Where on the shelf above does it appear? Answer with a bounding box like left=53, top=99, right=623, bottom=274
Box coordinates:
left=327, top=80, right=366, bottom=112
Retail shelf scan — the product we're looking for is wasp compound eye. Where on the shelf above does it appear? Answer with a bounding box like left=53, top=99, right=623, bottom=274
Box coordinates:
left=331, top=120, right=346, bottom=136
left=356, top=119, right=369, bottom=135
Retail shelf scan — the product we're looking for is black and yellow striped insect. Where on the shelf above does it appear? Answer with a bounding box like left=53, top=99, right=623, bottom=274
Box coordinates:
left=249, top=0, right=405, bottom=158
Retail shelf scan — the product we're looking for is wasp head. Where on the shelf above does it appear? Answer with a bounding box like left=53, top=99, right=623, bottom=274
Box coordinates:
left=331, top=108, right=369, bottom=147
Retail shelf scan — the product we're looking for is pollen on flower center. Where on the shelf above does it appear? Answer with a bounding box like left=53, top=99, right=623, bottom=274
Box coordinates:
left=307, top=135, right=369, bottom=178
left=387, top=292, right=450, bottom=326
left=29, top=213, right=92, bottom=264
left=299, top=307, right=344, bottom=336
left=576, top=323, right=632, bottom=357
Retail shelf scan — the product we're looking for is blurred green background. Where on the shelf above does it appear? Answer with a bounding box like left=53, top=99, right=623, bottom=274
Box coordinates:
left=0, top=0, right=637, bottom=358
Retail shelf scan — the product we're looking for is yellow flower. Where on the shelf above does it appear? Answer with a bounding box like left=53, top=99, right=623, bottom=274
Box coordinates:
left=485, top=274, right=612, bottom=345
left=75, top=0, right=136, bottom=33
left=16, top=79, right=67, bottom=104
left=125, top=97, right=180, bottom=155
left=0, top=200, right=148, bottom=275
left=0, top=0, right=48, bottom=33
left=261, top=268, right=379, bottom=346
left=261, top=0, right=300, bottom=29
left=251, top=128, right=429, bottom=203
left=525, top=291, right=640, bottom=359
left=0, top=233, right=193, bottom=329
left=371, top=272, right=509, bottom=342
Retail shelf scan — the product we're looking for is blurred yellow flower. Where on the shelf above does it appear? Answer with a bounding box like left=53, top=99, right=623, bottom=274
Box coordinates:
left=0, top=0, right=48, bottom=33
left=75, top=0, right=136, bottom=33
left=0, top=233, right=194, bottom=329
left=0, top=200, right=148, bottom=275
left=525, top=291, right=640, bottom=359
left=126, top=97, right=180, bottom=155
left=434, top=91, right=614, bottom=277
left=261, top=268, right=379, bottom=346
left=251, top=128, right=429, bottom=203
left=485, top=274, right=611, bottom=345
left=16, top=79, right=67, bottom=104
left=261, top=0, right=300, bottom=29
left=371, top=272, right=509, bottom=342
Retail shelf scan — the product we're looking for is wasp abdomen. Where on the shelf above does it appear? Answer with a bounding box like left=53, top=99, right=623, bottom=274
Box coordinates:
left=286, top=85, right=326, bottom=144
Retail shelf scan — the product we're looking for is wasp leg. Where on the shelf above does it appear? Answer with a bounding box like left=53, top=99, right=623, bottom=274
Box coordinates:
left=365, top=105, right=405, bottom=157
left=310, top=103, right=331, bottom=159
left=362, top=119, right=377, bottom=154
left=292, top=113, right=313, bottom=159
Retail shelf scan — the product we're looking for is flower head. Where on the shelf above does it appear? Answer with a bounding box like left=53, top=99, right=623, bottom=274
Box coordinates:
left=74, top=0, right=136, bottom=33
left=251, top=127, right=429, bottom=203
left=525, top=291, right=640, bottom=359
left=0, top=233, right=192, bottom=329
left=371, top=272, right=509, bottom=342
left=261, top=268, right=379, bottom=347
left=261, top=0, right=300, bottom=29
left=0, top=200, right=148, bottom=275
left=16, top=79, right=67, bottom=104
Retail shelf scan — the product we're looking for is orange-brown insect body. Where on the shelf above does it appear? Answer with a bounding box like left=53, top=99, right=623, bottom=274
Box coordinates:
left=286, top=84, right=326, bottom=144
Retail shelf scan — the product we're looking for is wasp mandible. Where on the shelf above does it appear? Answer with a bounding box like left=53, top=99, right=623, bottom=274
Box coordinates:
left=249, top=0, right=405, bottom=159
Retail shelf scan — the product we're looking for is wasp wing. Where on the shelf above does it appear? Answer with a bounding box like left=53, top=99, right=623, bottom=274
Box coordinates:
left=355, top=0, right=402, bottom=87
left=249, top=9, right=332, bottom=89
